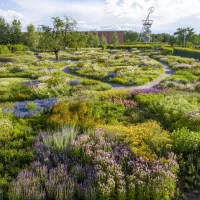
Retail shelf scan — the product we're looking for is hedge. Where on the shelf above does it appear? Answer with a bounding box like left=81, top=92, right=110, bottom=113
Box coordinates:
left=108, top=44, right=171, bottom=51
left=161, top=47, right=174, bottom=55
left=108, top=44, right=153, bottom=49
left=173, top=48, right=200, bottom=59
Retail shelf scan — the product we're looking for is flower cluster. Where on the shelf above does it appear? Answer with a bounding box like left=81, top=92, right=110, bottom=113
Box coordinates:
left=109, top=98, right=137, bottom=108
left=130, top=88, right=167, bottom=96
left=9, top=128, right=178, bottom=200
left=13, top=98, right=58, bottom=118
left=69, top=79, right=81, bottom=86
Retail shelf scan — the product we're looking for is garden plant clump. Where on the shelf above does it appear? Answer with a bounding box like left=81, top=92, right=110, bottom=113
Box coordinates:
left=67, top=49, right=164, bottom=86
left=8, top=128, right=179, bottom=200
left=153, top=55, right=200, bottom=92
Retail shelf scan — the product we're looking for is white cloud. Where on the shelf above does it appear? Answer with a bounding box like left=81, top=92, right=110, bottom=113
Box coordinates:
left=2, top=0, right=200, bottom=33
left=105, top=0, right=200, bottom=29
left=0, top=9, right=29, bottom=23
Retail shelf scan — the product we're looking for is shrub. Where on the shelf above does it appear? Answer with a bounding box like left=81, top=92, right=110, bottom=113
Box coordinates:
left=98, top=90, right=131, bottom=100
left=0, top=45, right=11, bottom=54
left=111, top=77, right=126, bottom=84
left=101, top=121, right=172, bottom=159
left=172, top=128, right=200, bottom=154
left=26, top=102, right=38, bottom=110
left=135, top=93, right=200, bottom=130
left=49, top=101, right=126, bottom=126
left=7, top=44, right=30, bottom=53
left=0, top=57, right=17, bottom=63
left=9, top=129, right=178, bottom=200
left=131, top=88, right=167, bottom=96
left=161, top=47, right=174, bottom=55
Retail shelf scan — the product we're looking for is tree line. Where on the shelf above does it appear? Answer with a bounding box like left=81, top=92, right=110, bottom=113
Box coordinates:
left=125, top=28, right=200, bottom=47
left=2, top=15, right=199, bottom=60
left=0, top=16, right=120, bottom=60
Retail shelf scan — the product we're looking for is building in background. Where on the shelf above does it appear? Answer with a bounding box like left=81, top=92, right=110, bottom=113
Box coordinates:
left=84, top=31, right=125, bottom=44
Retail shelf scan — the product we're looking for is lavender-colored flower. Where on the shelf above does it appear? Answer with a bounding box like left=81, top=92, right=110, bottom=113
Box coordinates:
left=13, top=98, right=58, bottom=118
left=130, top=88, right=167, bottom=96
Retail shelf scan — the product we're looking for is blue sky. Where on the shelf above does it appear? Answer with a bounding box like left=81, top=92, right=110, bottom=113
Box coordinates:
left=0, top=0, right=200, bottom=33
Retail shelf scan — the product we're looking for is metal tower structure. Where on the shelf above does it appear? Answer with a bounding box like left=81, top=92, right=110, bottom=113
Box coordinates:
left=139, top=7, right=154, bottom=43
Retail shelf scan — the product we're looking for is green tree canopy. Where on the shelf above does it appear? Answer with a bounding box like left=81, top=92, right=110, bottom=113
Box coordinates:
left=24, top=24, right=39, bottom=50
left=174, top=27, right=195, bottom=47
left=0, top=17, right=10, bottom=44
left=124, top=31, right=139, bottom=43
left=100, top=34, right=107, bottom=49
left=112, top=32, right=119, bottom=48
left=39, top=16, right=77, bottom=60
left=9, top=19, right=22, bottom=44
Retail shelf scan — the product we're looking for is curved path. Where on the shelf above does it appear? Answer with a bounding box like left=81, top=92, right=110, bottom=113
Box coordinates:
left=62, top=61, right=174, bottom=90
left=35, top=55, right=174, bottom=90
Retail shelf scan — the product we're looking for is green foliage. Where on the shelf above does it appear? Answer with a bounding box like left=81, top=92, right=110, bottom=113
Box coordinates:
left=7, top=44, right=29, bottom=53
left=39, top=16, right=77, bottom=60
left=112, top=32, right=119, bottom=48
left=161, top=47, right=174, bottom=55
left=0, top=45, right=11, bottom=54
left=0, top=57, right=17, bottom=63
left=124, top=30, right=139, bottom=43
left=174, top=47, right=200, bottom=59
left=174, top=27, right=195, bottom=47
left=100, top=34, right=107, bottom=49
left=172, top=128, right=200, bottom=154
left=49, top=101, right=126, bottom=127
left=87, top=32, right=100, bottom=48
left=42, top=126, right=79, bottom=151
left=67, top=32, right=88, bottom=50
left=135, top=93, right=199, bottom=130
left=97, top=90, right=131, bottom=100
left=112, top=77, right=126, bottom=84
left=9, top=19, right=22, bottom=44
left=24, top=24, right=39, bottom=50
left=26, top=102, right=38, bottom=110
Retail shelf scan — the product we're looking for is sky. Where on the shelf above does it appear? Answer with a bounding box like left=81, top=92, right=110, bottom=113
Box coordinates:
left=0, top=0, right=200, bottom=34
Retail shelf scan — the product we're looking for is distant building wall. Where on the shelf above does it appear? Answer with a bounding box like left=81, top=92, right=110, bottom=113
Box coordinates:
left=85, top=31, right=125, bottom=44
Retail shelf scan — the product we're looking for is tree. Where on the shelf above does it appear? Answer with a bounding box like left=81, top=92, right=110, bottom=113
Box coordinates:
left=39, top=16, right=77, bottom=60
left=92, top=33, right=100, bottom=47
left=174, top=27, right=195, bottom=47
left=87, top=33, right=100, bottom=48
left=112, top=32, right=119, bottom=48
left=0, top=17, right=10, bottom=44
left=67, top=32, right=87, bottom=50
left=124, top=31, right=139, bottom=43
left=24, top=24, right=39, bottom=50
left=100, top=34, right=107, bottom=49
left=9, top=19, right=22, bottom=44
left=169, top=36, right=177, bottom=47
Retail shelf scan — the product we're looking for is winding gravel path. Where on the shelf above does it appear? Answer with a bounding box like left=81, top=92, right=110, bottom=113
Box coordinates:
left=62, top=61, right=174, bottom=90
left=35, top=55, right=174, bottom=90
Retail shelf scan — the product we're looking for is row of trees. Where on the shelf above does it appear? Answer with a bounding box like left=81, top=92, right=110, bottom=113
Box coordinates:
left=39, top=16, right=119, bottom=60
left=125, top=28, right=200, bottom=47
left=0, top=16, right=120, bottom=60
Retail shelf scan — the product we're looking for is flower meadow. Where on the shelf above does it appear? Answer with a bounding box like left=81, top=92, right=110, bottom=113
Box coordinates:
left=8, top=128, right=179, bottom=200
left=1, top=48, right=200, bottom=199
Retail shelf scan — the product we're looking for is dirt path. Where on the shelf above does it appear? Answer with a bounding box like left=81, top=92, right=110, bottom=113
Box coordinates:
left=62, top=61, right=174, bottom=90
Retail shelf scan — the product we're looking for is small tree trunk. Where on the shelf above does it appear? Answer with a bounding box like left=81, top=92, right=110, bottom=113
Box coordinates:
left=54, top=50, right=59, bottom=61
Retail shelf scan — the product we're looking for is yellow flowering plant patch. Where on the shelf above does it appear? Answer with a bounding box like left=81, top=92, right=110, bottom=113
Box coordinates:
left=100, top=121, right=172, bottom=160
